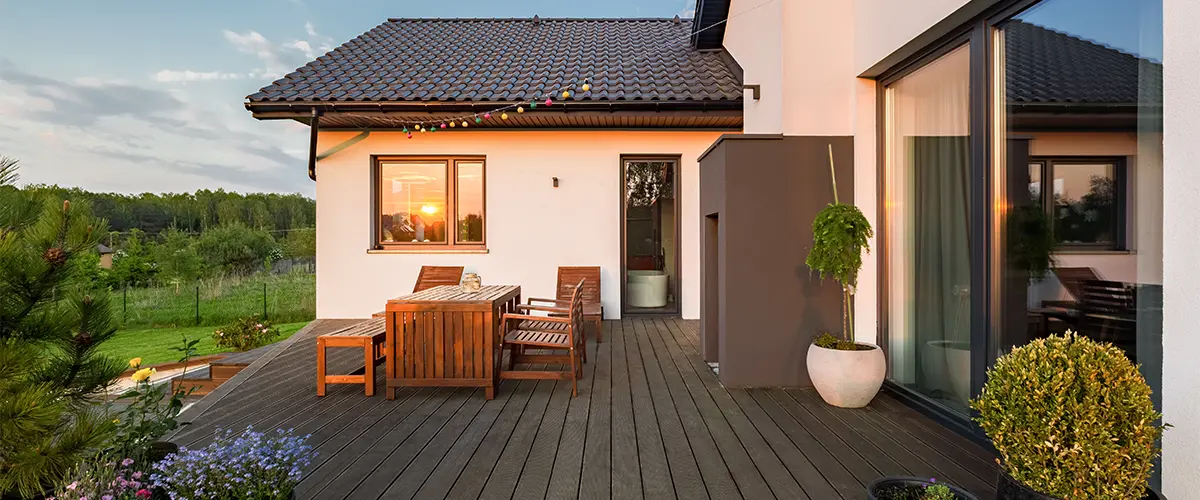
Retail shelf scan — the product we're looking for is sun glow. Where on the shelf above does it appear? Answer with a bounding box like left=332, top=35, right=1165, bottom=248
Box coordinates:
left=420, top=204, right=438, bottom=215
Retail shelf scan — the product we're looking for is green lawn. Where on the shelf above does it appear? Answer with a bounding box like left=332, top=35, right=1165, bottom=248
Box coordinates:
left=101, top=321, right=309, bottom=367
left=116, top=272, right=316, bottom=329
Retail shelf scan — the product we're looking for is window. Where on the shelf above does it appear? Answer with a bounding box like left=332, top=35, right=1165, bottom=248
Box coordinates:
left=1028, top=157, right=1125, bottom=250
left=374, top=156, right=485, bottom=250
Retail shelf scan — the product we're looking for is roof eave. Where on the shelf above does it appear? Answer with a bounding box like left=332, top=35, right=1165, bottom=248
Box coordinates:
left=244, top=99, right=744, bottom=120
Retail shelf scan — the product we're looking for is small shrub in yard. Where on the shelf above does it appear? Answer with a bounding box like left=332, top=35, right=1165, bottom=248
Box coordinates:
left=111, top=337, right=198, bottom=464
left=151, top=427, right=313, bottom=500
left=213, top=316, right=279, bottom=352
left=875, top=479, right=958, bottom=500
left=971, top=332, right=1164, bottom=500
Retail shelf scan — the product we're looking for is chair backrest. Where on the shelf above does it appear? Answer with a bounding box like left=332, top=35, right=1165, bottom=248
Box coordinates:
left=413, top=266, right=465, bottom=293
left=1077, top=279, right=1137, bottom=360
left=1052, top=267, right=1102, bottom=301
left=567, top=279, right=586, bottom=346
left=556, top=266, right=601, bottom=306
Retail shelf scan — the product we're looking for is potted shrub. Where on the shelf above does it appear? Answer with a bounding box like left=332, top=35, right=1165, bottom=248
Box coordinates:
left=868, top=477, right=978, bottom=500
left=971, top=332, right=1166, bottom=500
left=150, top=426, right=313, bottom=500
left=805, top=145, right=883, bottom=408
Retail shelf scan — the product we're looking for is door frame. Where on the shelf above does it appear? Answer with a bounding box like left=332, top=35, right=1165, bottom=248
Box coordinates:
left=619, top=155, right=683, bottom=316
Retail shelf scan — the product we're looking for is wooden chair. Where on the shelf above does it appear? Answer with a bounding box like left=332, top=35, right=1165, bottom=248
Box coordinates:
left=413, top=266, right=464, bottom=293
left=317, top=318, right=386, bottom=396
left=1076, top=279, right=1138, bottom=360
left=499, top=279, right=587, bottom=396
left=526, top=266, right=604, bottom=342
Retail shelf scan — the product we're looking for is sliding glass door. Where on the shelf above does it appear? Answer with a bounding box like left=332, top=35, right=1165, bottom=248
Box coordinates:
left=883, top=44, right=973, bottom=414
left=880, top=0, right=1163, bottom=427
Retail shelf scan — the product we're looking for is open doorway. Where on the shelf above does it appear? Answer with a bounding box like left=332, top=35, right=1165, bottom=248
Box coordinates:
left=620, top=156, right=681, bottom=316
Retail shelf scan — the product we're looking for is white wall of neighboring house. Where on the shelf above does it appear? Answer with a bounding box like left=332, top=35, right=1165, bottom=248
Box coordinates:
left=1162, top=0, right=1200, bottom=495
left=313, top=130, right=721, bottom=320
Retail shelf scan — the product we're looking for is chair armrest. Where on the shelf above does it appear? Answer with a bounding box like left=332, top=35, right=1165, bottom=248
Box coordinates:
left=516, top=304, right=570, bottom=314
left=501, top=313, right=570, bottom=324
left=527, top=297, right=563, bottom=306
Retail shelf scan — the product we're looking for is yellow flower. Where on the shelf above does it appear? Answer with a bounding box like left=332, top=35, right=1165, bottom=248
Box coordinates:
left=112, top=418, right=120, bottom=424
left=131, top=367, right=155, bottom=382
left=128, top=357, right=142, bottom=368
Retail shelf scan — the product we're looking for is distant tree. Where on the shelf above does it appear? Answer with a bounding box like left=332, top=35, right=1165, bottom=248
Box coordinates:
left=0, top=156, right=125, bottom=497
left=154, top=227, right=203, bottom=283
left=283, top=228, right=316, bottom=260
left=109, top=229, right=157, bottom=287
left=195, top=224, right=278, bottom=274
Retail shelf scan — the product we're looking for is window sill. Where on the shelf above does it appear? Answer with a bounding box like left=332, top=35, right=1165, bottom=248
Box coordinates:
left=367, top=248, right=489, bottom=255
left=1053, top=249, right=1132, bottom=256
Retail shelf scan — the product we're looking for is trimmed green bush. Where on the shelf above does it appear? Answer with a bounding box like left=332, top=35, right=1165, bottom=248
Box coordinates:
left=971, top=332, right=1163, bottom=499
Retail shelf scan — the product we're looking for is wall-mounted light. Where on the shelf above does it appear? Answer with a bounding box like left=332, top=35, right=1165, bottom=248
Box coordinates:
left=552, top=177, right=559, bottom=188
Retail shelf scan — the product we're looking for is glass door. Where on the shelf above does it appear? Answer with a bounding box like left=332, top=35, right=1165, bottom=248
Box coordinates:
left=622, top=158, right=679, bottom=315
left=883, top=44, right=974, bottom=414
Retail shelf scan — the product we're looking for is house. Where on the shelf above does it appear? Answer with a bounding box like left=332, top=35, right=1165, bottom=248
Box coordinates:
left=97, top=243, right=113, bottom=269
left=246, top=0, right=1199, bottom=494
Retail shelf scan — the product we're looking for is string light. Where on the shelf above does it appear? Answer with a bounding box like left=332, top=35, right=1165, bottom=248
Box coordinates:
left=449, top=121, right=456, bottom=128
left=561, top=90, right=570, bottom=99
left=545, top=98, right=553, bottom=106
left=475, top=117, right=482, bottom=124
left=517, top=106, right=524, bottom=113
left=501, top=112, right=509, bottom=120
left=582, top=83, right=590, bottom=92
left=461, top=120, right=469, bottom=127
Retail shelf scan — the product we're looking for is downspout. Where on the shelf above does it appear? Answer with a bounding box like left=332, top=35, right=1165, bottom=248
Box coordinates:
left=307, top=108, right=321, bottom=181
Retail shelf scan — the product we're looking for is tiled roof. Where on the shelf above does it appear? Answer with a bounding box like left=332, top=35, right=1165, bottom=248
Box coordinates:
left=1005, top=20, right=1163, bottom=105
left=247, top=18, right=742, bottom=105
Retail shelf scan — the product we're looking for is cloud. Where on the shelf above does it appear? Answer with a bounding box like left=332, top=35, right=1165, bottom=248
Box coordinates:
left=678, top=0, right=695, bottom=18
left=219, top=23, right=332, bottom=81
left=154, top=70, right=244, bottom=83
left=0, top=60, right=311, bottom=195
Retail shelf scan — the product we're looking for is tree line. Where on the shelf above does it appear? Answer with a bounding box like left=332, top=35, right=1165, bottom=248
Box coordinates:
left=13, top=185, right=317, bottom=289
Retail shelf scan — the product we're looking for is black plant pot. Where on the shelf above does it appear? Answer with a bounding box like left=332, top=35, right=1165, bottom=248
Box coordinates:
left=995, top=470, right=1166, bottom=500
left=868, top=476, right=979, bottom=500
left=148, top=440, right=180, bottom=463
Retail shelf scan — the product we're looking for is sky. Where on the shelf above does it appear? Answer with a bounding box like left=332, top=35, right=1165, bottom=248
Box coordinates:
left=0, top=0, right=695, bottom=197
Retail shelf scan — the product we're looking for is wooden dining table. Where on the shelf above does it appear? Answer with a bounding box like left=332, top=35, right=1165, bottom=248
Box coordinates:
left=384, top=284, right=521, bottom=399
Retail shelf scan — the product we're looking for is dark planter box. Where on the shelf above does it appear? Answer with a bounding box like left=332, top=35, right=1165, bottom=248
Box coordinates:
left=868, top=476, right=979, bottom=500
left=996, top=470, right=1165, bottom=500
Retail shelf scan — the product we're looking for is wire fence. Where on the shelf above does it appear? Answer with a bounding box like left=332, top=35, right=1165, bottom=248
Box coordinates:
left=116, top=271, right=315, bottom=328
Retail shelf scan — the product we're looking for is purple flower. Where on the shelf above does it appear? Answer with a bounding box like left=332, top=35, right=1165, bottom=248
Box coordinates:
left=121, top=458, right=134, bottom=467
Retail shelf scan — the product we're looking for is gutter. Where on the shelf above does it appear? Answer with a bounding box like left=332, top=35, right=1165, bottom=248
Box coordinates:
left=307, top=108, right=320, bottom=181
left=245, top=98, right=744, bottom=119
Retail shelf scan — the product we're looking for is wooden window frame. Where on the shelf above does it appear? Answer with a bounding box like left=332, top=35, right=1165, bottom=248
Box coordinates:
left=371, top=155, right=486, bottom=252
left=1030, top=156, right=1127, bottom=251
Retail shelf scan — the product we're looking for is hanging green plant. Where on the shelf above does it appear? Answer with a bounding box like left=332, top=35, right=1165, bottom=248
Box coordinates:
left=805, top=145, right=873, bottom=345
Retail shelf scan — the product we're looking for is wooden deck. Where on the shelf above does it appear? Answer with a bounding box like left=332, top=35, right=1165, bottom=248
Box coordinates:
left=172, top=318, right=999, bottom=500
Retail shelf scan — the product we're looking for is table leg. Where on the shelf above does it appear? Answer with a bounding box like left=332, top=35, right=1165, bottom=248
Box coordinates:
left=316, top=338, right=326, bottom=397
left=363, top=342, right=375, bottom=397
left=386, top=312, right=396, bottom=400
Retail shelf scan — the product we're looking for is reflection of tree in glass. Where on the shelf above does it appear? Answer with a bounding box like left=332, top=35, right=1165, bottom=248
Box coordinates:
left=458, top=214, right=484, bottom=242
left=1054, top=175, right=1115, bottom=244
left=626, top=162, right=672, bottom=207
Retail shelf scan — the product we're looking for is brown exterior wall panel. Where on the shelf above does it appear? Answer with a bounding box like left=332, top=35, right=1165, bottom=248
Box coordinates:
left=700, top=135, right=854, bottom=387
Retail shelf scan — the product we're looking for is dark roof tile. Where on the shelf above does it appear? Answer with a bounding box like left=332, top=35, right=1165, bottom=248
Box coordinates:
left=247, top=18, right=742, bottom=104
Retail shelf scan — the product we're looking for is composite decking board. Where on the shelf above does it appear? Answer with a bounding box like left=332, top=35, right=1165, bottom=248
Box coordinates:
left=607, top=320, right=643, bottom=500
left=294, top=388, right=427, bottom=497
left=381, top=382, right=514, bottom=500
left=849, top=403, right=996, bottom=494
left=443, top=378, right=540, bottom=500
left=180, top=319, right=1003, bottom=500
left=512, top=362, right=574, bottom=500
left=651, top=317, right=772, bottom=499
left=621, top=319, right=677, bottom=500
left=658, top=318, right=808, bottom=500
left=782, top=388, right=911, bottom=477
left=873, top=396, right=999, bottom=472
left=415, top=381, right=525, bottom=500
left=728, top=389, right=841, bottom=498
left=645, top=318, right=741, bottom=500
left=630, top=319, right=706, bottom=500
left=476, top=374, right=559, bottom=500
left=758, top=386, right=883, bottom=491
left=577, top=322, right=613, bottom=500
left=748, top=389, right=864, bottom=500
left=345, top=388, right=476, bottom=500
left=313, top=388, right=457, bottom=498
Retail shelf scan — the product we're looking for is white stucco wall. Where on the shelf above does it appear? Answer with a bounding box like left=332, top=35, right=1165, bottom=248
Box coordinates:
left=853, top=0, right=972, bottom=74
left=722, top=0, right=783, bottom=134
left=1162, top=0, right=1199, bottom=495
left=313, top=130, right=720, bottom=320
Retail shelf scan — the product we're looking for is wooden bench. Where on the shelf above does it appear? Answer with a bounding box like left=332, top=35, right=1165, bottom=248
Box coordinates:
left=317, top=318, right=386, bottom=396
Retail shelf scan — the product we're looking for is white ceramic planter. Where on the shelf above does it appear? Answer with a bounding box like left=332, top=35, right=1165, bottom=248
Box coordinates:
left=923, top=340, right=971, bottom=405
left=807, top=343, right=886, bottom=408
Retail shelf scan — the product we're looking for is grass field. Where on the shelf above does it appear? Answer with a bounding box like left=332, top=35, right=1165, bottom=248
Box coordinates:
left=101, top=321, right=309, bottom=367
left=115, top=271, right=315, bottom=328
